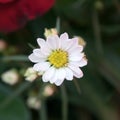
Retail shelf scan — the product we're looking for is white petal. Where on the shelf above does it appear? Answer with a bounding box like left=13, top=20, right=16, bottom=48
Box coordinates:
left=55, top=79, right=64, bottom=86
left=68, top=46, right=83, bottom=54
left=62, top=39, right=76, bottom=50
left=37, top=38, right=46, bottom=47
left=65, top=68, right=73, bottom=81
left=54, top=35, right=61, bottom=49
left=58, top=68, right=66, bottom=80
left=63, top=37, right=79, bottom=51
left=58, top=38, right=62, bottom=49
left=60, top=39, right=69, bottom=50
left=42, top=73, right=49, bottom=82
left=68, top=64, right=83, bottom=78
left=74, top=68, right=83, bottom=78
left=42, top=67, right=56, bottom=83
left=60, top=32, right=69, bottom=40
left=40, top=44, right=52, bottom=56
left=63, top=40, right=74, bottom=51
left=54, top=68, right=66, bottom=86
left=49, top=69, right=58, bottom=84
left=70, top=37, right=78, bottom=45
left=68, top=61, right=81, bottom=68
left=33, top=62, right=50, bottom=71
left=33, top=49, right=46, bottom=58
left=28, top=53, right=41, bottom=63
left=69, top=53, right=84, bottom=61
left=47, top=35, right=58, bottom=50
left=79, top=58, right=88, bottom=67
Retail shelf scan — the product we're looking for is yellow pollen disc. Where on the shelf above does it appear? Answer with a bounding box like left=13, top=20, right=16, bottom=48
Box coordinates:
left=48, top=49, right=68, bottom=68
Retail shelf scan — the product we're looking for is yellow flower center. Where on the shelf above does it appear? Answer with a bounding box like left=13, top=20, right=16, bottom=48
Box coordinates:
left=48, top=49, right=68, bottom=68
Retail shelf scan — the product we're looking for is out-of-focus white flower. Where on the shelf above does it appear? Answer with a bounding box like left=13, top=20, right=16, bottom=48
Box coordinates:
left=44, top=28, right=58, bottom=38
left=27, top=96, right=41, bottom=110
left=29, top=32, right=87, bottom=86
left=43, top=85, right=55, bottom=97
left=24, top=67, right=41, bottom=82
left=1, top=69, right=19, bottom=85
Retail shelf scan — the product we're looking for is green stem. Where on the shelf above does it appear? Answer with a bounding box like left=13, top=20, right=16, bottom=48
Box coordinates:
left=61, top=84, right=68, bottom=120
left=56, top=17, right=60, bottom=34
left=38, top=83, right=48, bottom=120
left=40, top=98, right=47, bottom=120
left=92, top=9, right=103, bottom=55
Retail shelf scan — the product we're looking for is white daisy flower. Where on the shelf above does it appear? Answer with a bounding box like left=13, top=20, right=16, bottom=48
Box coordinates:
left=28, top=32, right=87, bottom=86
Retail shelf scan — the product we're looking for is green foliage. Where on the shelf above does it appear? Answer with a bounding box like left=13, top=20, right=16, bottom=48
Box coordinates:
left=0, top=84, right=30, bottom=120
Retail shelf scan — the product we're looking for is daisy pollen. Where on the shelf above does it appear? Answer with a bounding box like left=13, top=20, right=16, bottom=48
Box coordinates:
left=28, top=32, right=87, bottom=86
left=48, top=49, right=68, bottom=68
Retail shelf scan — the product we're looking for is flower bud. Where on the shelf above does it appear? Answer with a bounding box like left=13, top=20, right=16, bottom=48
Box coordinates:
left=27, top=96, right=41, bottom=110
left=0, top=39, right=7, bottom=52
left=1, top=69, right=19, bottom=85
left=24, top=67, right=40, bottom=82
left=44, top=28, right=58, bottom=38
left=43, top=85, right=55, bottom=97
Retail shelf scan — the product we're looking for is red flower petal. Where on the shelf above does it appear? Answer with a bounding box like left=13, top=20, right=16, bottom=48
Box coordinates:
left=0, top=0, right=55, bottom=33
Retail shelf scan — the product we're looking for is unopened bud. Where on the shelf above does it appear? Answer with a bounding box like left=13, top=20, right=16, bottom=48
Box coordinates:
left=24, top=67, right=40, bottom=82
left=43, top=85, right=55, bottom=97
left=44, top=28, right=58, bottom=38
left=0, top=39, right=7, bottom=52
left=1, top=69, right=19, bottom=85
left=27, top=96, right=41, bottom=110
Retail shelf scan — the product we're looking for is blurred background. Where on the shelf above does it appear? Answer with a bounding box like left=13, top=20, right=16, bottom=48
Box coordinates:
left=0, top=0, right=120, bottom=120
